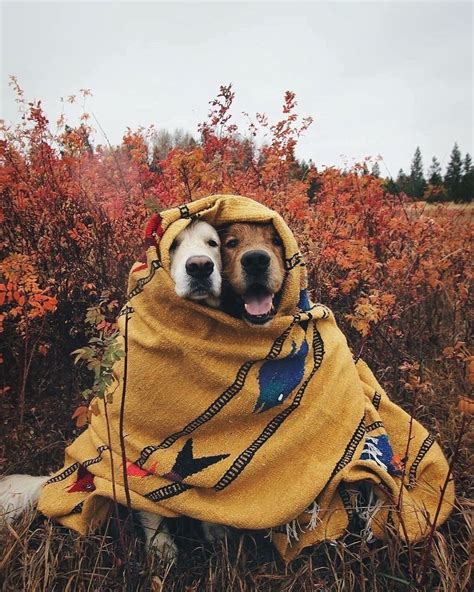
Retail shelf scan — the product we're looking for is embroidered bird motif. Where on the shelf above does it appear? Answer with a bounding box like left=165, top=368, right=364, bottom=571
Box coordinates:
left=163, top=438, right=228, bottom=483
left=126, top=460, right=158, bottom=477
left=254, top=339, right=309, bottom=413
left=67, top=466, right=95, bottom=493
left=298, top=288, right=311, bottom=311
left=360, top=434, right=402, bottom=476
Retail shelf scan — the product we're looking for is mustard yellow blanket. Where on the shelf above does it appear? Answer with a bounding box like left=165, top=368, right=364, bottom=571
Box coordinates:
left=38, top=195, right=454, bottom=560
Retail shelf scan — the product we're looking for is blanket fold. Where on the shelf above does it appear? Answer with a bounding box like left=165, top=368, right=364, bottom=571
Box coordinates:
left=38, top=194, right=454, bottom=560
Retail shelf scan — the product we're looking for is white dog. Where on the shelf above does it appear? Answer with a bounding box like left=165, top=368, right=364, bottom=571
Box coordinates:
left=0, top=220, right=226, bottom=561
left=170, top=219, right=222, bottom=308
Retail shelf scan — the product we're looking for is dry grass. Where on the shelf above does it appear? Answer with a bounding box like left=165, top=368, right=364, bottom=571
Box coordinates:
left=408, top=200, right=474, bottom=221
left=1, top=363, right=472, bottom=591
left=0, top=496, right=471, bottom=592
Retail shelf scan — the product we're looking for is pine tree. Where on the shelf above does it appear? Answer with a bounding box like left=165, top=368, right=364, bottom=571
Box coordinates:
left=409, top=146, right=427, bottom=199
left=460, top=153, right=474, bottom=202
left=428, top=156, right=443, bottom=186
left=371, top=162, right=381, bottom=178
left=384, top=177, right=399, bottom=195
left=396, top=168, right=410, bottom=195
left=464, top=153, right=472, bottom=173
left=425, top=156, right=447, bottom=202
left=444, top=143, right=464, bottom=202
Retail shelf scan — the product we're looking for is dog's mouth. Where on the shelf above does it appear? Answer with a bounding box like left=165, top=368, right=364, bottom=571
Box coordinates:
left=188, top=279, right=213, bottom=300
left=242, top=284, right=275, bottom=325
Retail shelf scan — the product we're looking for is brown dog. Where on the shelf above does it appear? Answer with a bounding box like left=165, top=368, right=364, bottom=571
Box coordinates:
left=218, top=223, right=286, bottom=325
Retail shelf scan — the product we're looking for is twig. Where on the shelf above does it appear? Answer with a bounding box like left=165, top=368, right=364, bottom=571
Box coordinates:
left=91, top=112, right=130, bottom=196
left=118, top=309, right=133, bottom=518
left=103, top=397, right=126, bottom=557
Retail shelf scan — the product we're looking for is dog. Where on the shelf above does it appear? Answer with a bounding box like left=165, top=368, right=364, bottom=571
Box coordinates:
left=0, top=220, right=224, bottom=562
left=219, top=222, right=286, bottom=325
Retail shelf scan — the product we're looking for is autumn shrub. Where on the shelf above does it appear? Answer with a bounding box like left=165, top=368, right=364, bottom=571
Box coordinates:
left=1, top=80, right=471, bottom=418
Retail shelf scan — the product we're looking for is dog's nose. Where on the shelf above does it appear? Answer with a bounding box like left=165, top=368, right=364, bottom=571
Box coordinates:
left=185, top=256, right=214, bottom=278
left=241, top=250, right=270, bottom=274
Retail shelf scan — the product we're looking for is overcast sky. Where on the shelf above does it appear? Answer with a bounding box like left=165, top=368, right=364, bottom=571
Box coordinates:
left=1, top=0, right=472, bottom=176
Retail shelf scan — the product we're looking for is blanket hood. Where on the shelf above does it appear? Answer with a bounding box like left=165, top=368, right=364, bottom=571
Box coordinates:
left=131, top=194, right=310, bottom=325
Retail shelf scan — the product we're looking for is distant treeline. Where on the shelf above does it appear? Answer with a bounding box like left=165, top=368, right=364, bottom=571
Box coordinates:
left=151, top=130, right=473, bottom=204
left=371, top=144, right=473, bottom=203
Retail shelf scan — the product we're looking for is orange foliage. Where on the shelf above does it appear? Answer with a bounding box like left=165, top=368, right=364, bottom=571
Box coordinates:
left=0, top=79, right=472, bottom=412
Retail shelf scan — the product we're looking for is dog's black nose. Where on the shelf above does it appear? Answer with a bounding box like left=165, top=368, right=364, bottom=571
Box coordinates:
left=186, top=256, right=214, bottom=278
left=241, top=250, right=270, bottom=274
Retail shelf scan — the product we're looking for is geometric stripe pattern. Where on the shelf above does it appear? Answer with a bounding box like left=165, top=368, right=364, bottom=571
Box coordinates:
left=133, top=315, right=301, bottom=468
left=365, top=421, right=384, bottom=433
left=329, top=416, right=366, bottom=481
left=214, top=321, right=325, bottom=491
left=372, top=392, right=382, bottom=410
left=407, top=434, right=436, bottom=490
left=285, top=252, right=303, bottom=271
left=46, top=462, right=80, bottom=485
left=82, top=445, right=109, bottom=468
left=145, top=481, right=191, bottom=502
left=45, top=445, right=109, bottom=485
left=127, top=259, right=162, bottom=300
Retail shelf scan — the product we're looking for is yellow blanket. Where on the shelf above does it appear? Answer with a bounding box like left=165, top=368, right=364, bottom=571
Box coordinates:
left=38, top=195, right=454, bottom=560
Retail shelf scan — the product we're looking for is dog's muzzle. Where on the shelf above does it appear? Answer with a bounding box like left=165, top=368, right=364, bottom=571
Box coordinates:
left=240, top=250, right=276, bottom=325
left=186, top=256, right=216, bottom=299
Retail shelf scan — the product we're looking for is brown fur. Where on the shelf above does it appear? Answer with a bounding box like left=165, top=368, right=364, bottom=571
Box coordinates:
left=219, top=223, right=285, bottom=296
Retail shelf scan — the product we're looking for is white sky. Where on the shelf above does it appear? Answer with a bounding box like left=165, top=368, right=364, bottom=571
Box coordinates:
left=1, top=0, right=472, bottom=176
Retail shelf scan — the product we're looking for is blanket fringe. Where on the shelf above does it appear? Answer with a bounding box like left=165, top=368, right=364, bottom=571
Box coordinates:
left=284, top=500, right=321, bottom=544
left=285, top=518, right=303, bottom=542
left=304, top=500, right=321, bottom=531
left=354, top=485, right=384, bottom=543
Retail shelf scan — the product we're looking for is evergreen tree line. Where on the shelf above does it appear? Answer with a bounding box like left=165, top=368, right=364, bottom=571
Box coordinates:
left=376, top=143, right=473, bottom=203
left=149, top=129, right=473, bottom=203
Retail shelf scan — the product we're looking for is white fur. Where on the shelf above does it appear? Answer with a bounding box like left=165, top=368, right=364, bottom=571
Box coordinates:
left=0, top=220, right=225, bottom=560
left=0, top=474, right=49, bottom=525
left=170, top=220, right=222, bottom=307
left=137, top=509, right=178, bottom=561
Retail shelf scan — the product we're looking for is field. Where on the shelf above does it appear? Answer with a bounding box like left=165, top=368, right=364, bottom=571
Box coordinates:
left=0, top=84, right=472, bottom=590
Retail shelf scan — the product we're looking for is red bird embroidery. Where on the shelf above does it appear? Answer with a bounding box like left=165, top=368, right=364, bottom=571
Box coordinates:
left=67, top=466, right=95, bottom=493
left=126, top=460, right=158, bottom=477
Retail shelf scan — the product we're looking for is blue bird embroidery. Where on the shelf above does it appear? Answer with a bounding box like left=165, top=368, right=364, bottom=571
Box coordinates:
left=298, top=289, right=311, bottom=311
left=254, top=339, right=309, bottom=413
left=360, top=434, right=402, bottom=476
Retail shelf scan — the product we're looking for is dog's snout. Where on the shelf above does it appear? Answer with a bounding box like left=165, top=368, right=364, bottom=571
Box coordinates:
left=185, top=256, right=214, bottom=278
left=241, top=250, right=271, bottom=274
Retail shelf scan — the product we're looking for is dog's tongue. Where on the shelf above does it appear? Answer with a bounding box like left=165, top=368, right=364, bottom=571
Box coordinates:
left=244, top=293, right=273, bottom=316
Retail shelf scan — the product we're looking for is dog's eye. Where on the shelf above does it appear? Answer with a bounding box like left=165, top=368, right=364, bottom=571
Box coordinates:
left=208, top=239, right=218, bottom=247
left=225, top=238, right=239, bottom=248
left=272, top=236, right=283, bottom=247
left=170, top=238, right=182, bottom=252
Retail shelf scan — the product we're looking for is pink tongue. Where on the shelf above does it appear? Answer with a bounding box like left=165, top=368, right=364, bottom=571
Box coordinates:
left=244, top=294, right=273, bottom=316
